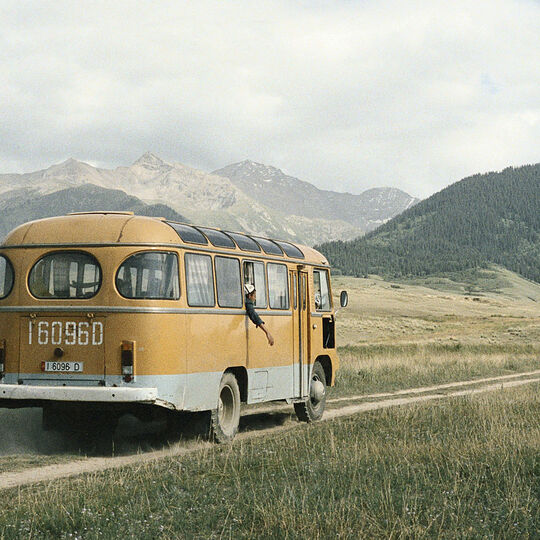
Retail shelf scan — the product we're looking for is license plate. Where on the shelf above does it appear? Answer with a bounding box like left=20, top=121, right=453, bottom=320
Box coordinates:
left=44, top=361, right=84, bottom=373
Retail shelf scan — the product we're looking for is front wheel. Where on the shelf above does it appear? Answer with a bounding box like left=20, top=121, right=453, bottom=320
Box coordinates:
left=294, top=361, right=327, bottom=422
left=210, top=372, right=241, bottom=443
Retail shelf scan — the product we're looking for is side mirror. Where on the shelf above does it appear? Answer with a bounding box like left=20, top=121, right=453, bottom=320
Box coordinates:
left=340, top=290, right=348, bottom=308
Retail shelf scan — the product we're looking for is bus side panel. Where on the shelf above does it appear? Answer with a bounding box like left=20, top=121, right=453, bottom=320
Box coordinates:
left=246, top=311, right=294, bottom=403
left=103, top=312, right=187, bottom=409
left=183, top=313, right=247, bottom=411
left=182, top=311, right=294, bottom=410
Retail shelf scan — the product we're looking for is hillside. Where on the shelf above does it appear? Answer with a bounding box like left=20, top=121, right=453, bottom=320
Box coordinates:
left=0, top=184, right=188, bottom=240
left=0, top=154, right=418, bottom=245
left=318, top=164, right=540, bottom=283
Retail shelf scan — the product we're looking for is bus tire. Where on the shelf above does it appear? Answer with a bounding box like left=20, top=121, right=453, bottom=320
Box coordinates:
left=294, top=361, right=327, bottom=422
left=210, top=372, right=241, bottom=443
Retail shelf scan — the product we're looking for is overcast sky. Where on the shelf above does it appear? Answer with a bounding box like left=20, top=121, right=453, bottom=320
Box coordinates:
left=1, top=1, right=539, bottom=198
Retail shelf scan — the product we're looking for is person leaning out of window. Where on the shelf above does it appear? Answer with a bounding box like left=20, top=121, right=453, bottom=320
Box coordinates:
left=244, top=284, right=274, bottom=346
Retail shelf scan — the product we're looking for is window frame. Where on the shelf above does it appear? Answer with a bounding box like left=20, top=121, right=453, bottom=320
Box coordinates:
left=242, top=259, right=268, bottom=309
left=215, top=256, right=243, bottom=308
left=115, top=250, right=180, bottom=301
left=313, top=268, right=332, bottom=312
left=267, top=262, right=290, bottom=310
left=28, top=250, right=102, bottom=300
left=184, top=252, right=216, bottom=308
left=292, top=272, right=297, bottom=310
left=0, top=254, right=14, bottom=300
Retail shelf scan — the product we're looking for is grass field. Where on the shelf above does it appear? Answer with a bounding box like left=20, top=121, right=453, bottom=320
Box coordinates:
left=0, top=270, right=538, bottom=537
left=0, top=384, right=538, bottom=539
left=331, top=272, right=540, bottom=397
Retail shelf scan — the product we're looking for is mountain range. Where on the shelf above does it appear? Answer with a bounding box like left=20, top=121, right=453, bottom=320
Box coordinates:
left=212, top=160, right=417, bottom=230
left=318, top=163, right=540, bottom=283
left=0, top=184, right=188, bottom=240
left=0, top=154, right=418, bottom=244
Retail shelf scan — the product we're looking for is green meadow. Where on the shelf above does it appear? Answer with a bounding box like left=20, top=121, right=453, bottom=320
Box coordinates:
left=0, top=272, right=538, bottom=538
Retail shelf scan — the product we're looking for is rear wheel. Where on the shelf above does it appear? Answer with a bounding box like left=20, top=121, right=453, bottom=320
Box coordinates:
left=210, top=372, right=241, bottom=443
left=294, top=361, right=327, bottom=422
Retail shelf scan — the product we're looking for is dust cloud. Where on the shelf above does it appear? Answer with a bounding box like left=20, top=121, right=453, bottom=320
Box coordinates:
left=0, top=407, right=295, bottom=458
left=0, top=409, right=66, bottom=455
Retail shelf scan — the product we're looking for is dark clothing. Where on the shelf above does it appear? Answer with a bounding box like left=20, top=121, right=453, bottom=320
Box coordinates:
left=245, top=299, right=264, bottom=327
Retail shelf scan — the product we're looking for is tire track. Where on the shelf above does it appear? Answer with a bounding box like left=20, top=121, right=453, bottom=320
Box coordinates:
left=0, top=372, right=539, bottom=491
left=245, top=368, right=540, bottom=416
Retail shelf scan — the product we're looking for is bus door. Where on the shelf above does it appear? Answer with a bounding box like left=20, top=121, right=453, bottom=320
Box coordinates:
left=290, top=270, right=299, bottom=396
left=297, top=269, right=310, bottom=397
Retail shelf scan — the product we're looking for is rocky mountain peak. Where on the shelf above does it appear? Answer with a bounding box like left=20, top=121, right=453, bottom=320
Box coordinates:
left=217, top=160, right=286, bottom=184
left=133, top=152, right=170, bottom=171
left=43, top=158, right=94, bottom=179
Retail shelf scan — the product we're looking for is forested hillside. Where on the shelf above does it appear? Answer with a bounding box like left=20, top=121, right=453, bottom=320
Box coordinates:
left=318, top=164, right=540, bottom=283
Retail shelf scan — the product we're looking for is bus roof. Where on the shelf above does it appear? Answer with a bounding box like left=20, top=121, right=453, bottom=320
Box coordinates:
left=2, top=213, right=329, bottom=266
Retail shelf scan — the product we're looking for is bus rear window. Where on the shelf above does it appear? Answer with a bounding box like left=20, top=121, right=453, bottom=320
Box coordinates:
left=0, top=255, right=14, bottom=299
left=29, top=251, right=101, bottom=299
left=116, top=252, right=180, bottom=300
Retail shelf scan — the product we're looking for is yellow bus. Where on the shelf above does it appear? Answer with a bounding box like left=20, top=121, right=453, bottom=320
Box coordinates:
left=0, top=212, right=347, bottom=442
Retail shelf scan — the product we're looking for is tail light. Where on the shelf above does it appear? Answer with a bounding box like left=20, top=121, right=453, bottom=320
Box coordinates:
left=0, top=340, right=5, bottom=377
left=121, top=340, right=136, bottom=382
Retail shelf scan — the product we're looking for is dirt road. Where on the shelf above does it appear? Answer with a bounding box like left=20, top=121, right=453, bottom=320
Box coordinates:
left=0, top=369, right=539, bottom=491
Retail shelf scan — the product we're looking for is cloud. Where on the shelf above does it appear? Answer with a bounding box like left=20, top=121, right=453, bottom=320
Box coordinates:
left=1, top=0, right=539, bottom=198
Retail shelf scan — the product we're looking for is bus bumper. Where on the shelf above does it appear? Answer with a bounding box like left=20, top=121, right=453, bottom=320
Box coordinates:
left=0, top=383, right=158, bottom=405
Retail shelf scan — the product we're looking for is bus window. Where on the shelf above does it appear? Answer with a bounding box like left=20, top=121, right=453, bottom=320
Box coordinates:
left=116, top=252, right=179, bottom=299
left=243, top=261, right=267, bottom=308
left=197, top=227, right=235, bottom=249
left=313, top=269, right=331, bottom=311
left=226, top=232, right=261, bottom=252
left=302, top=273, right=307, bottom=310
left=267, top=263, right=289, bottom=309
left=166, top=223, right=208, bottom=245
left=0, top=255, right=14, bottom=299
left=29, top=251, right=101, bottom=299
left=292, top=272, right=297, bottom=310
left=185, top=253, right=215, bottom=307
left=251, top=236, right=283, bottom=256
left=276, top=241, right=304, bottom=259
left=215, top=257, right=242, bottom=308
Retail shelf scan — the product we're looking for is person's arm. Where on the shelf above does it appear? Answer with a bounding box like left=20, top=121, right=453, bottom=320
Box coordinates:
left=259, top=323, right=274, bottom=346
left=246, top=301, right=262, bottom=326
left=246, top=301, right=274, bottom=346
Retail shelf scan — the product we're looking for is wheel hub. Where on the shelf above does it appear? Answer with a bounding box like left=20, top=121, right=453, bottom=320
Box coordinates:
left=310, top=380, right=325, bottom=403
